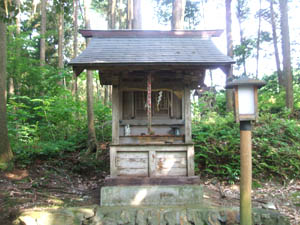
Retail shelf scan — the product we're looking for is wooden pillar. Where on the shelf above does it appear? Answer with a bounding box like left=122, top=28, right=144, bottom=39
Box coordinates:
left=184, top=87, right=192, bottom=143
left=187, top=145, right=195, bottom=176
left=112, top=85, right=119, bottom=144
left=110, top=146, right=117, bottom=177
left=240, top=121, right=252, bottom=225
left=147, top=73, right=152, bottom=134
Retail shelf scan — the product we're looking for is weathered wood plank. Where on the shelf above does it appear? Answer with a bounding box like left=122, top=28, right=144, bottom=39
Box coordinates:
left=112, top=85, right=119, bottom=144
left=120, top=119, right=184, bottom=126
left=156, top=152, right=187, bottom=171
left=116, top=152, right=148, bottom=159
left=116, top=158, right=148, bottom=169
left=110, top=146, right=117, bottom=177
left=149, top=150, right=156, bottom=177
left=104, top=176, right=201, bottom=186
left=116, top=152, right=148, bottom=176
left=156, top=158, right=186, bottom=169
left=187, top=145, right=195, bottom=176
left=117, top=168, right=148, bottom=176
left=114, top=145, right=187, bottom=151
left=155, top=167, right=187, bottom=176
left=184, top=87, right=192, bottom=143
left=119, top=135, right=184, bottom=145
left=119, top=90, right=123, bottom=120
left=156, top=151, right=186, bottom=158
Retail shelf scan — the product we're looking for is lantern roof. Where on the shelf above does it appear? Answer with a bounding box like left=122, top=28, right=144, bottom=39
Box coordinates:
left=226, top=76, right=266, bottom=89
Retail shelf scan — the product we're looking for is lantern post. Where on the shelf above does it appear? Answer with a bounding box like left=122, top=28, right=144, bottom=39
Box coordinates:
left=226, top=77, right=266, bottom=225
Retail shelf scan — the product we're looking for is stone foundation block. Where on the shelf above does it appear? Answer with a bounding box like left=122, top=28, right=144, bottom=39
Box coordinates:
left=100, top=185, right=203, bottom=207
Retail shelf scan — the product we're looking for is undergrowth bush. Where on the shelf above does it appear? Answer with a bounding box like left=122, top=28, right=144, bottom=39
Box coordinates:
left=193, top=74, right=300, bottom=182
left=7, top=89, right=112, bottom=166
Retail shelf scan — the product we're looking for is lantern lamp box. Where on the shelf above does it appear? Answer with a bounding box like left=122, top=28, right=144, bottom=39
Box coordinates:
left=70, top=30, right=235, bottom=206
left=226, top=77, right=266, bottom=123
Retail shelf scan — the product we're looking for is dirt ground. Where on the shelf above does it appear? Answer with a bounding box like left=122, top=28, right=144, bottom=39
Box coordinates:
left=0, top=158, right=299, bottom=225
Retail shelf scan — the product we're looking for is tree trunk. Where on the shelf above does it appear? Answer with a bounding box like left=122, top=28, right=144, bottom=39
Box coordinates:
left=58, top=5, right=64, bottom=85
left=237, top=0, right=247, bottom=75
left=132, top=0, right=142, bottom=29
left=256, top=0, right=262, bottom=79
left=225, top=0, right=234, bottom=112
left=40, top=0, right=46, bottom=66
left=279, top=0, right=293, bottom=111
left=127, top=0, right=133, bottom=29
left=270, top=0, right=283, bottom=87
left=171, top=0, right=186, bottom=30
left=72, top=0, right=79, bottom=97
left=84, top=0, right=97, bottom=153
left=0, top=20, right=13, bottom=168
left=108, top=0, right=116, bottom=29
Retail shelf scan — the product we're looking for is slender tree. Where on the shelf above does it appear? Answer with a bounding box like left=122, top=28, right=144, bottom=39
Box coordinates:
left=108, top=0, right=116, bottom=29
left=127, top=0, right=133, bottom=29
left=72, top=0, right=79, bottom=96
left=172, top=0, right=186, bottom=30
left=270, top=0, right=283, bottom=86
left=236, top=0, right=249, bottom=75
left=225, top=0, right=234, bottom=111
left=133, top=0, right=142, bottom=29
left=256, top=0, right=262, bottom=78
left=58, top=4, right=64, bottom=85
left=84, top=0, right=98, bottom=153
left=0, top=18, right=13, bottom=168
left=279, top=0, right=293, bottom=110
left=40, top=0, right=47, bottom=66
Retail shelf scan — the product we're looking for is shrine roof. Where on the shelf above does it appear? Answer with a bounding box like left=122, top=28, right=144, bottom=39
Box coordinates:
left=69, top=30, right=235, bottom=68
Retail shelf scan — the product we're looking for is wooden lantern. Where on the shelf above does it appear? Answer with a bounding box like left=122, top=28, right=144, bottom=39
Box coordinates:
left=226, top=77, right=266, bottom=122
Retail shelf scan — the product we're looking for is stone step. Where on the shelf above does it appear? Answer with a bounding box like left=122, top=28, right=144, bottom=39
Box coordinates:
left=100, top=185, right=203, bottom=207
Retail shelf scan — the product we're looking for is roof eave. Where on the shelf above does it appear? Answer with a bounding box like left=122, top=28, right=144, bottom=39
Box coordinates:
left=79, top=29, right=224, bottom=38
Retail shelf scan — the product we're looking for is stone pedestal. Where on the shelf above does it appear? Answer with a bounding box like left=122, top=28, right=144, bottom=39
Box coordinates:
left=100, top=185, right=203, bottom=207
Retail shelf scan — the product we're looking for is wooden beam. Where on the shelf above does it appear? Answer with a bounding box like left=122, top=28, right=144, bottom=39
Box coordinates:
left=110, top=146, right=117, bottom=177
left=119, top=89, right=123, bottom=120
left=112, top=85, right=119, bottom=144
left=187, top=145, right=195, bottom=176
left=147, top=73, right=152, bottom=134
left=184, top=87, right=192, bottom=143
left=104, top=176, right=201, bottom=186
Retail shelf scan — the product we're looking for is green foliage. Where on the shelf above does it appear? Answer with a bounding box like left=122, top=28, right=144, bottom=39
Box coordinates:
left=193, top=112, right=240, bottom=183
left=253, top=113, right=300, bottom=180
left=192, top=77, right=300, bottom=182
left=7, top=89, right=112, bottom=165
left=153, top=0, right=203, bottom=29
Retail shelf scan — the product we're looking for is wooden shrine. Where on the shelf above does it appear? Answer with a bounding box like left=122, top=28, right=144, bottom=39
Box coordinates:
left=70, top=30, right=234, bottom=182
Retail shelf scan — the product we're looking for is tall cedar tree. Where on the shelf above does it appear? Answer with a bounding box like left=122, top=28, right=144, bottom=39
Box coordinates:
left=84, top=0, right=98, bottom=153
left=133, top=0, right=142, bottom=29
left=279, top=0, right=293, bottom=110
left=172, top=0, right=186, bottom=30
left=236, top=0, right=248, bottom=75
left=58, top=4, right=64, bottom=85
left=40, top=0, right=46, bottom=66
left=0, top=19, right=13, bottom=167
left=256, top=0, right=262, bottom=78
left=225, top=0, right=234, bottom=111
left=72, top=0, right=79, bottom=96
left=270, top=0, right=283, bottom=86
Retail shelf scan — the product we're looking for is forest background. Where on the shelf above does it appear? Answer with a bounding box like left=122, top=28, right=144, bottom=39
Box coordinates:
left=0, top=0, right=300, bottom=184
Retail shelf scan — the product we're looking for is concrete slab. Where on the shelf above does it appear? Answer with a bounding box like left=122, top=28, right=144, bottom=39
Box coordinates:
left=100, top=185, right=203, bottom=207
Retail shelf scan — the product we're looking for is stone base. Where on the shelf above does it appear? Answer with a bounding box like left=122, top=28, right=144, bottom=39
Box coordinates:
left=15, top=205, right=290, bottom=225
left=100, top=185, right=203, bottom=207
